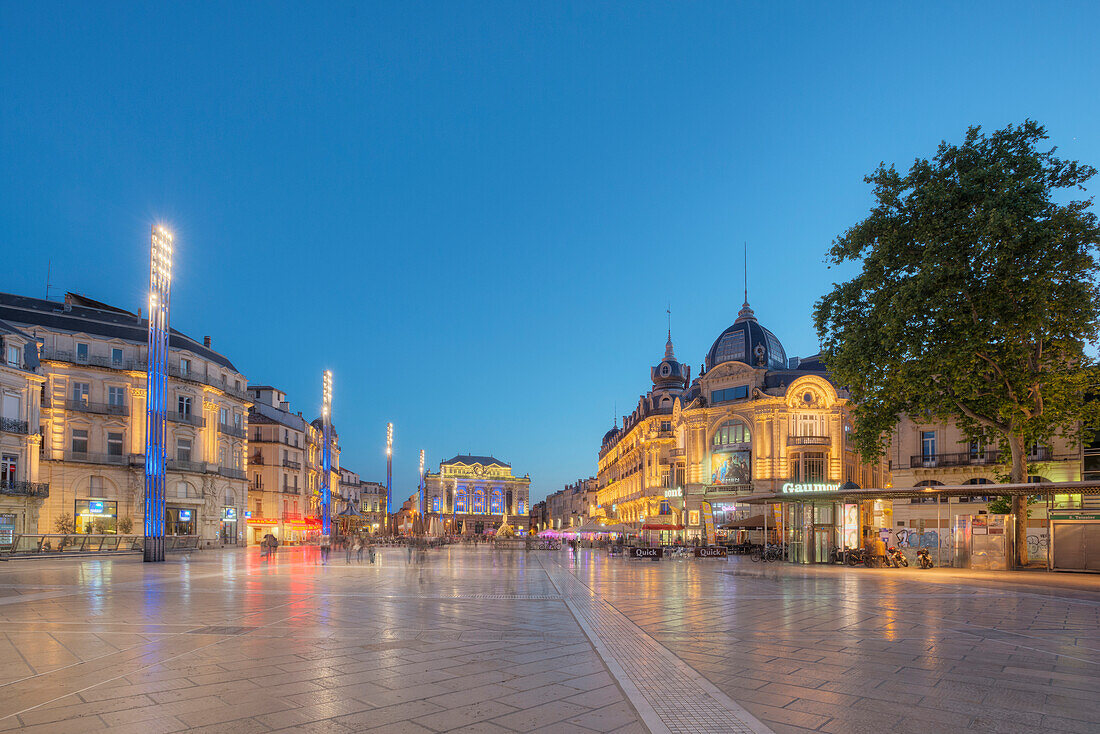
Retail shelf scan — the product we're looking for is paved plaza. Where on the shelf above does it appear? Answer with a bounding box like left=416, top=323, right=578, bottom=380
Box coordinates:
left=0, top=547, right=1098, bottom=733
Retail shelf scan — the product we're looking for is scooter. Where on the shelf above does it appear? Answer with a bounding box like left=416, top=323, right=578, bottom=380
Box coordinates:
left=916, top=547, right=933, bottom=569
left=886, top=546, right=908, bottom=567
left=844, top=546, right=870, bottom=566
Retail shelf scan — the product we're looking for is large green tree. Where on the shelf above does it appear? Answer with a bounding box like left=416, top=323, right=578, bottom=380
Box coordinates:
left=814, top=121, right=1100, bottom=566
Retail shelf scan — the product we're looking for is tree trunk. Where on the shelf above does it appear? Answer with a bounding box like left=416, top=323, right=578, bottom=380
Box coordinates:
left=1007, top=434, right=1029, bottom=567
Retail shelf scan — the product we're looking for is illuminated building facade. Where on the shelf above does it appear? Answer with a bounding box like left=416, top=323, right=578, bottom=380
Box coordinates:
left=246, top=385, right=340, bottom=544
left=595, top=301, right=886, bottom=543
left=0, top=320, right=47, bottom=540
left=422, top=455, right=530, bottom=534
left=0, top=291, right=250, bottom=545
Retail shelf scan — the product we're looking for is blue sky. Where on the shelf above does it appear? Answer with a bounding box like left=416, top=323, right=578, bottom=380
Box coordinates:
left=2, top=2, right=1098, bottom=506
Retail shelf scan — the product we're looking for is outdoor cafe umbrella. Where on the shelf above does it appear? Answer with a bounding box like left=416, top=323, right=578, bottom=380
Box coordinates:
left=412, top=514, right=425, bottom=536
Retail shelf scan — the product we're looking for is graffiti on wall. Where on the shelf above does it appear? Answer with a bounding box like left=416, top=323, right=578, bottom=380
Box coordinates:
left=894, top=528, right=954, bottom=549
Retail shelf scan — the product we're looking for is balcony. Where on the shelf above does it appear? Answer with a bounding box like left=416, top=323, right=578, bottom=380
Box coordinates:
left=167, top=411, right=205, bottom=427
left=788, top=435, right=830, bottom=447
left=218, top=422, right=246, bottom=439
left=908, top=450, right=1002, bottom=469
left=39, top=347, right=145, bottom=372
left=282, top=458, right=302, bottom=470
left=58, top=399, right=129, bottom=417
left=53, top=451, right=134, bottom=466
left=250, top=453, right=265, bottom=465
left=0, top=417, right=29, bottom=435
left=669, top=448, right=686, bottom=458
left=218, top=466, right=246, bottom=480
left=167, top=364, right=249, bottom=401
left=166, top=459, right=206, bottom=473
left=0, top=480, right=49, bottom=498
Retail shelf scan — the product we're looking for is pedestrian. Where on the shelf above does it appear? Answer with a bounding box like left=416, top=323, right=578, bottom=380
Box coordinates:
left=345, top=537, right=353, bottom=564
left=320, top=535, right=331, bottom=564
left=355, top=537, right=363, bottom=563
left=368, top=542, right=376, bottom=564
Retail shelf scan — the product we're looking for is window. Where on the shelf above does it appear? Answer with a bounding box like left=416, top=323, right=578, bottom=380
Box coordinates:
left=473, top=488, right=487, bottom=514
left=233, top=412, right=242, bottom=429
left=490, top=489, right=504, bottom=514
left=177, top=438, right=192, bottom=462
left=1, top=454, right=16, bottom=486
left=518, top=500, right=526, bottom=515
left=661, top=471, right=670, bottom=488
left=72, top=429, right=89, bottom=454
left=106, top=432, right=123, bottom=456
left=711, top=385, right=749, bottom=404
left=218, top=446, right=227, bottom=467
left=712, top=331, right=746, bottom=364
left=792, top=452, right=826, bottom=482
left=111, top=348, right=123, bottom=366
left=456, top=487, right=469, bottom=513
left=6, top=346, right=19, bottom=368
left=791, top=413, right=827, bottom=437
left=180, top=358, right=191, bottom=376
left=713, top=420, right=751, bottom=446
left=219, top=407, right=228, bottom=426
left=76, top=343, right=89, bottom=362
left=108, top=386, right=126, bottom=407
left=969, top=441, right=986, bottom=461
left=178, top=396, right=191, bottom=417
left=71, top=382, right=90, bottom=405
left=659, top=500, right=671, bottom=515
left=432, top=497, right=440, bottom=512
left=921, top=431, right=936, bottom=459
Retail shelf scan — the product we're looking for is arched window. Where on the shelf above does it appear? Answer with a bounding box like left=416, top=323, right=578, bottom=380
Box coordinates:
left=473, top=488, right=487, bottom=514
left=911, top=479, right=944, bottom=504
left=713, top=420, right=751, bottom=447
left=456, top=487, right=469, bottom=513
left=490, top=488, right=504, bottom=514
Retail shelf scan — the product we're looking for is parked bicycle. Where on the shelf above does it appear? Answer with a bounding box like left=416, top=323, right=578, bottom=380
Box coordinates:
left=750, top=544, right=783, bottom=562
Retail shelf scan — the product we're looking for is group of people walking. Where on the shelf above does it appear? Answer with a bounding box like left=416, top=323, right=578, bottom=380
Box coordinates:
left=317, top=534, right=377, bottom=565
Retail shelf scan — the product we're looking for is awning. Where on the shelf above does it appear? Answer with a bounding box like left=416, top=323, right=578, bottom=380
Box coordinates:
left=740, top=480, right=1100, bottom=505
left=722, top=514, right=767, bottom=529
left=641, top=523, right=683, bottom=531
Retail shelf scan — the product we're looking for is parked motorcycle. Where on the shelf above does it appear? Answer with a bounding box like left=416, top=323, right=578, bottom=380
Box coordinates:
left=886, top=546, right=908, bottom=568
left=844, top=546, right=870, bottom=566
left=916, top=547, right=933, bottom=569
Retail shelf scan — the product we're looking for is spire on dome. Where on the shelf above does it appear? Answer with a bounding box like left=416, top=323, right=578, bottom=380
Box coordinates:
left=735, top=300, right=756, bottom=323
left=664, top=334, right=675, bottom=358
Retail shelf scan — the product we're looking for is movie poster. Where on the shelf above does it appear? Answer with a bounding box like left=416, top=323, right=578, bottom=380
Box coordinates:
left=710, top=450, right=751, bottom=485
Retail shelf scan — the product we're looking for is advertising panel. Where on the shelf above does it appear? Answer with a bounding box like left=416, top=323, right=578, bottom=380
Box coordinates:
left=701, top=501, right=715, bottom=545
left=694, top=546, right=728, bottom=558
left=841, top=503, right=859, bottom=550
left=630, top=547, right=664, bottom=559
left=710, top=450, right=751, bottom=485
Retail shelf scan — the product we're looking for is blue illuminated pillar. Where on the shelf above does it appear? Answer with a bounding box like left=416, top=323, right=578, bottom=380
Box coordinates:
left=419, top=449, right=425, bottom=516
left=144, top=225, right=173, bottom=562
left=385, top=422, right=393, bottom=516
left=320, top=370, right=332, bottom=536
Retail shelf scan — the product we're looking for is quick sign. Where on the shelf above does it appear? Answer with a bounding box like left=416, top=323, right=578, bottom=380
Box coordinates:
left=694, top=546, right=728, bottom=558
left=631, top=547, right=664, bottom=559
left=781, top=483, right=840, bottom=494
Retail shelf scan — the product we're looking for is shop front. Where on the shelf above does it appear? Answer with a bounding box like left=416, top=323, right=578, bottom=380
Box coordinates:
left=166, top=507, right=196, bottom=536
left=75, top=498, right=117, bottom=534
left=220, top=507, right=239, bottom=544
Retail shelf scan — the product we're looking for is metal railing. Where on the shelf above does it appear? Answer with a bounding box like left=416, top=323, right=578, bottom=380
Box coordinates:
left=908, top=450, right=1002, bottom=469
left=282, top=458, right=301, bottom=470
left=0, top=534, right=200, bottom=555
left=218, top=466, right=246, bottom=480
left=0, top=481, right=49, bottom=498
left=48, top=451, right=133, bottom=466
left=218, top=423, right=246, bottom=439
left=788, top=435, right=830, bottom=446
left=251, top=434, right=304, bottom=448
left=167, top=410, right=205, bottom=427
left=669, top=448, right=686, bottom=458
left=167, top=459, right=207, bottom=473
left=0, top=417, right=29, bottom=434
left=250, top=453, right=265, bottom=465
left=39, top=347, right=146, bottom=372
left=57, top=398, right=129, bottom=416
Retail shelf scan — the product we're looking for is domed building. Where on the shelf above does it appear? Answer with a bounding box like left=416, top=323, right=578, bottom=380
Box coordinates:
left=595, top=301, right=887, bottom=556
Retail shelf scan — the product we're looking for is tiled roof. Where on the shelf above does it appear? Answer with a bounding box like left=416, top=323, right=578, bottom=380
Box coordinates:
left=442, top=454, right=511, bottom=468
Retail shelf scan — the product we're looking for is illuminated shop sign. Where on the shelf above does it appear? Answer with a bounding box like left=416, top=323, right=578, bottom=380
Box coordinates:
left=781, top=482, right=840, bottom=494
left=663, top=488, right=682, bottom=498
left=224, top=508, right=237, bottom=520
left=89, top=500, right=105, bottom=514
left=244, top=511, right=252, bottom=518
left=178, top=510, right=192, bottom=522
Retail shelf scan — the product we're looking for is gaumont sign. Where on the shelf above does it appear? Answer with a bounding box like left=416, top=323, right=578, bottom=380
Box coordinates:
left=694, top=546, right=728, bottom=558
left=630, top=547, right=664, bottom=559
left=781, top=482, right=840, bottom=494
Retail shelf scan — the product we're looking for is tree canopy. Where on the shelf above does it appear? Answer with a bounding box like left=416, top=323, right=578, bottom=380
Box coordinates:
left=814, top=121, right=1100, bottom=563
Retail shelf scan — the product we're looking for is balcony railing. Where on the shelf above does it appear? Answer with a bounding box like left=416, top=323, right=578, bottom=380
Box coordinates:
left=167, top=364, right=249, bottom=400
left=218, top=423, right=246, bottom=439
left=167, top=411, right=205, bottom=427
left=669, top=448, right=686, bottom=458
left=251, top=434, right=304, bottom=448
left=250, top=453, right=265, bottom=465
left=788, top=435, right=830, bottom=446
left=282, top=458, right=302, bottom=470
left=39, top=347, right=145, bottom=372
left=218, top=466, right=246, bottom=480
left=51, top=451, right=134, bottom=466
left=57, top=398, right=129, bottom=417
left=0, top=480, right=49, bottom=498
left=0, top=417, right=29, bottom=435
left=167, top=459, right=207, bottom=473
left=908, top=450, right=1002, bottom=469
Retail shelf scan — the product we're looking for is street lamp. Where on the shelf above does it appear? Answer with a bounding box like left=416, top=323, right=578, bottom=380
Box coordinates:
left=144, top=225, right=172, bottom=563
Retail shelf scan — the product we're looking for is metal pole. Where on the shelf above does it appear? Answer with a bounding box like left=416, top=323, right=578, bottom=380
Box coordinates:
left=320, top=371, right=332, bottom=536
left=936, top=492, right=941, bottom=568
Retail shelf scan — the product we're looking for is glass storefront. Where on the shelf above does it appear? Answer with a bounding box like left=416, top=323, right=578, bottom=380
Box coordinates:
left=0, top=513, right=16, bottom=545
left=75, top=499, right=117, bottom=534
left=166, top=506, right=196, bottom=535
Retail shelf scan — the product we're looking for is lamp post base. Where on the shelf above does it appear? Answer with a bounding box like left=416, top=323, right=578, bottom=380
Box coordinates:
left=144, top=536, right=165, bottom=562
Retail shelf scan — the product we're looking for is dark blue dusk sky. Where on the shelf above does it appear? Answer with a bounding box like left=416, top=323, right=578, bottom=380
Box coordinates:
left=2, top=2, right=1098, bottom=505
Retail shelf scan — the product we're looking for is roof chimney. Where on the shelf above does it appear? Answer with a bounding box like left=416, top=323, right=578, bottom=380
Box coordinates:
left=203, top=336, right=211, bottom=348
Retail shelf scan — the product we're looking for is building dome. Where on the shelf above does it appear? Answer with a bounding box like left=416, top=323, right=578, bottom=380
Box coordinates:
left=705, top=301, right=787, bottom=371
left=602, top=425, right=621, bottom=444
left=651, top=333, right=689, bottom=389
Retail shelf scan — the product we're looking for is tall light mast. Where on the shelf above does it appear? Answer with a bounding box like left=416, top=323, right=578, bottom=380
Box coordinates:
left=419, top=449, right=425, bottom=516
left=144, top=225, right=172, bottom=563
left=385, top=422, right=393, bottom=515
left=320, top=370, right=333, bottom=536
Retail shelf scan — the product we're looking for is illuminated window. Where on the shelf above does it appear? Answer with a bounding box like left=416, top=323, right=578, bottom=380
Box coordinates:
left=473, top=488, right=487, bottom=514
left=456, top=487, right=469, bottom=513
left=713, top=420, right=751, bottom=446
left=490, top=489, right=503, bottom=514
left=432, top=496, right=440, bottom=512
left=518, top=500, right=526, bottom=515
left=711, top=386, right=749, bottom=404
